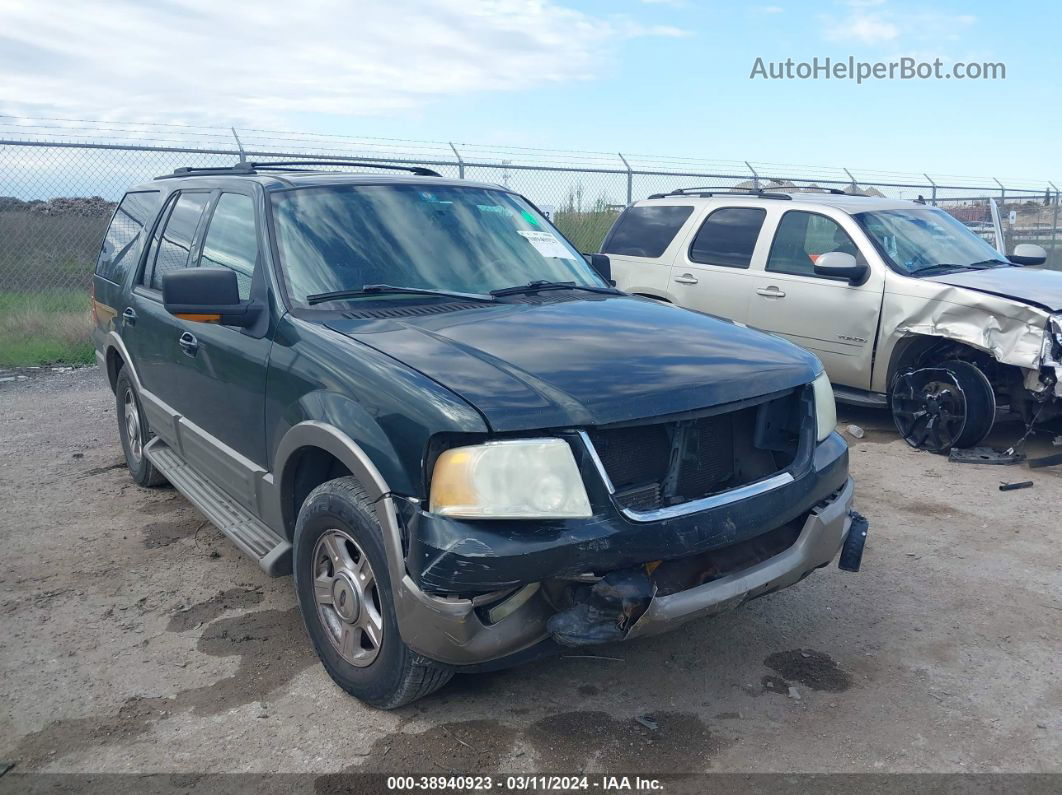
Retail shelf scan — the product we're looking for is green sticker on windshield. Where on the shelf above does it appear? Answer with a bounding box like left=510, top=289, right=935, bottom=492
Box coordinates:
left=520, top=210, right=540, bottom=226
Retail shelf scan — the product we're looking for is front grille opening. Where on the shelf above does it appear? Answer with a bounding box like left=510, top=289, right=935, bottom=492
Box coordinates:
left=587, top=389, right=805, bottom=513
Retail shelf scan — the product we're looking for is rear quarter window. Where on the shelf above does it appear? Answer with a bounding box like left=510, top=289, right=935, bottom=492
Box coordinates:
left=94, top=191, right=161, bottom=285
left=602, top=205, right=694, bottom=258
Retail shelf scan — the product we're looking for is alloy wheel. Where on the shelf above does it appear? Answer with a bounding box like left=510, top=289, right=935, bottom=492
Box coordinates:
left=311, top=529, right=384, bottom=667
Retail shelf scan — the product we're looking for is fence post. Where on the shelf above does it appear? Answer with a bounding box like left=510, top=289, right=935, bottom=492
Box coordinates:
left=449, top=142, right=465, bottom=179
left=843, top=167, right=858, bottom=194
left=745, top=161, right=760, bottom=190
left=230, top=127, right=246, bottom=165
left=618, top=152, right=633, bottom=205
left=993, top=177, right=1005, bottom=203
left=1050, top=181, right=1060, bottom=267
left=923, top=173, right=937, bottom=205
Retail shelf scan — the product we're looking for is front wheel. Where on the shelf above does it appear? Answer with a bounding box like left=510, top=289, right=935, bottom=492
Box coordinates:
left=890, top=360, right=995, bottom=453
left=293, top=477, right=453, bottom=709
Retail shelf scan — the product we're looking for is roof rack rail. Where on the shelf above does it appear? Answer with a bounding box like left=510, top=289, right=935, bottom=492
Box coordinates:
left=784, top=186, right=848, bottom=195
left=156, top=160, right=443, bottom=180
left=248, top=160, right=443, bottom=177
left=647, top=187, right=792, bottom=200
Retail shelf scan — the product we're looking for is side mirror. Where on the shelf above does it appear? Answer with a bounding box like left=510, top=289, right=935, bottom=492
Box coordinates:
left=584, top=253, right=615, bottom=285
left=1009, top=244, right=1047, bottom=266
left=814, top=251, right=868, bottom=285
left=163, top=268, right=259, bottom=326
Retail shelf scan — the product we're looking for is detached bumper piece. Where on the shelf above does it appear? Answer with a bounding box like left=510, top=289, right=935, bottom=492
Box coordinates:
left=548, top=478, right=858, bottom=647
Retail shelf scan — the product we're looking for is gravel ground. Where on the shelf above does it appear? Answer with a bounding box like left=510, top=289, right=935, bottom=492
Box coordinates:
left=0, top=366, right=1060, bottom=778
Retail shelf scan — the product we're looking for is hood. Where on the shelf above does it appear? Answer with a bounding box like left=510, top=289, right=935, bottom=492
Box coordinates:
left=925, top=267, right=1062, bottom=312
left=326, top=294, right=820, bottom=432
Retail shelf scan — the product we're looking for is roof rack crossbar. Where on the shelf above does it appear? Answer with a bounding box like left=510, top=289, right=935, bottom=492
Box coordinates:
left=157, top=160, right=443, bottom=180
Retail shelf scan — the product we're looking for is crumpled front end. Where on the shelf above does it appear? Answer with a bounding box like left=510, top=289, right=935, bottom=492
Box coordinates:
left=387, top=385, right=861, bottom=668
left=876, top=281, right=1062, bottom=411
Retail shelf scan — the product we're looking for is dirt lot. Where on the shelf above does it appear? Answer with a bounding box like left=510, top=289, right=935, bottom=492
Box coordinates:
left=1, top=366, right=1060, bottom=779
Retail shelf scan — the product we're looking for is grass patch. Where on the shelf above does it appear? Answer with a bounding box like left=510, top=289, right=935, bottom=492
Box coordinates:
left=0, top=290, right=95, bottom=366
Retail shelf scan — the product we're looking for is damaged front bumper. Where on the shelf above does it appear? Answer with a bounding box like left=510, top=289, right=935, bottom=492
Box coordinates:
left=387, top=432, right=859, bottom=668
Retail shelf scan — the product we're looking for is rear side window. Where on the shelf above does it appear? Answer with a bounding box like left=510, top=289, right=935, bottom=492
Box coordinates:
left=602, top=205, right=694, bottom=258
left=689, top=207, right=766, bottom=268
left=199, top=193, right=258, bottom=300
left=95, top=191, right=160, bottom=285
left=144, top=192, right=210, bottom=291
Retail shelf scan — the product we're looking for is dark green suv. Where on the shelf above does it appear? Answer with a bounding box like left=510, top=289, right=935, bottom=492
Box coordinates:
left=91, top=162, right=865, bottom=708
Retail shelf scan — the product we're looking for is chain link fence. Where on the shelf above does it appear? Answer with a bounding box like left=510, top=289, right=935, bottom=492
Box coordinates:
left=2, top=138, right=1059, bottom=296
left=0, top=130, right=1059, bottom=363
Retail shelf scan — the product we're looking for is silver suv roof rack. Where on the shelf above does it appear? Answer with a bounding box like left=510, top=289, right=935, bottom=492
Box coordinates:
left=647, top=185, right=850, bottom=200
left=647, top=187, right=793, bottom=200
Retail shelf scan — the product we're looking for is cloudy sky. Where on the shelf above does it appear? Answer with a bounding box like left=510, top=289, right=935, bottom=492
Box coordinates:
left=0, top=0, right=1057, bottom=179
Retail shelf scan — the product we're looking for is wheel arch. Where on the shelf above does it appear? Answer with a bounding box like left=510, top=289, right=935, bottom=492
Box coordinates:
left=103, top=331, right=141, bottom=393
left=886, top=334, right=1004, bottom=391
left=274, top=421, right=394, bottom=541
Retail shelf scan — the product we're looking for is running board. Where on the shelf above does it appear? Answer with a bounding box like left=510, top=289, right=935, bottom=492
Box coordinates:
left=832, top=386, right=888, bottom=407
left=145, top=439, right=292, bottom=576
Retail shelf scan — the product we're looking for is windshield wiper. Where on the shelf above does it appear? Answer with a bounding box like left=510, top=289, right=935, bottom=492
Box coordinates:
left=912, top=259, right=1010, bottom=276
left=306, top=284, right=495, bottom=306
left=489, top=280, right=622, bottom=298
left=910, top=263, right=971, bottom=276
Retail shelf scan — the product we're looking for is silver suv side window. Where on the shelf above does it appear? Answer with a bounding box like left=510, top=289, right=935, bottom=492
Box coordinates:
left=602, top=205, right=694, bottom=258
left=766, top=211, right=860, bottom=277
left=199, top=193, right=258, bottom=300
left=143, top=191, right=210, bottom=291
left=688, top=207, right=766, bottom=268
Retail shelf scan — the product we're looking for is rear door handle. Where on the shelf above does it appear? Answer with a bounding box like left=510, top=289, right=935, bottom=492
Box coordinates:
left=178, top=331, right=199, bottom=357
left=122, top=307, right=137, bottom=326
left=756, top=286, right=786, bottom=298
left=674, top=273, right=699, bottom=285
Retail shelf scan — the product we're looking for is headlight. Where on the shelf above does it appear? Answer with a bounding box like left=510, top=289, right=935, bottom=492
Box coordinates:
left=429, top=439, right=592, bottom=519
left=812, top=371, right=837, bottom=442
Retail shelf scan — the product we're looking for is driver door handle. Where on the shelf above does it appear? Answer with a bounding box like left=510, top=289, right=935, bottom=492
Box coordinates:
left=674, top=273, right=699, bottom=285
left=756, top=286, right=786, bottom=298
left=178, top=331, right=199, bottom=357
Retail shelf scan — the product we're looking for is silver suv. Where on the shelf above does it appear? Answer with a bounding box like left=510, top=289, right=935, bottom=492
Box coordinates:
left=604, top=188, right=1061, bottom=452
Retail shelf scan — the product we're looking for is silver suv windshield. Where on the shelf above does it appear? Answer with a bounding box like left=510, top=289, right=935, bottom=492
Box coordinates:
left=270, top=184, right=604, bottom=306
left=853, top=207, right=1010, bottom=276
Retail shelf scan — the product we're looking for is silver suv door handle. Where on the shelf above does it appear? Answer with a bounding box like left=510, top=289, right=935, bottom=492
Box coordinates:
left=756, top=286, right=786, bottom=298
left=674, top=274, right=699, bottom=285
left=178, top=332, right=199, bottom=357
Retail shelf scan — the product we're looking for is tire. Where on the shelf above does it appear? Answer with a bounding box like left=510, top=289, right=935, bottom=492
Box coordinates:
left=293, top=476, right=453, bottom=709
left=115, top=368, right=167, bottom=487
left=890, top=360, right=996, bottom=453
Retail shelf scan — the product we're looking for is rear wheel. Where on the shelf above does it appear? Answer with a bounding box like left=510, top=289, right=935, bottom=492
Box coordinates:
left=293, top=476, right=453, bottom=709
left=115, top=369, right=167, bottom=487
left=890, top=360, right=995, bottom=453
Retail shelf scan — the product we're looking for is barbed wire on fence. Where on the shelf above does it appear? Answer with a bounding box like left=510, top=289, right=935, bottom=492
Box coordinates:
left=1, top=118, right=1060, bottom=297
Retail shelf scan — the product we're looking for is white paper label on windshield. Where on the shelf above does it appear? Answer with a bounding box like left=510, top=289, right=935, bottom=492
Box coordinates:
left=517, top=230, right=571, bottom=259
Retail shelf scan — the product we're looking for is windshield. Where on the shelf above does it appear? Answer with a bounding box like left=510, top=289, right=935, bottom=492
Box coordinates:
left=270, top=184, right=603, bottom=306
left=853, top=207, right=1009, bottom=276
